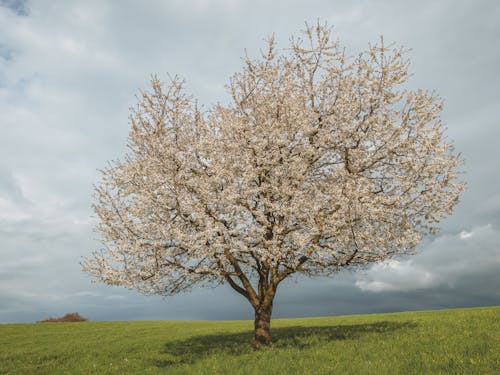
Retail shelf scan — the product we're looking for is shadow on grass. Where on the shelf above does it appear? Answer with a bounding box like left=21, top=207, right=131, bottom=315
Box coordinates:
left=152, top=321, right=415, bottom=367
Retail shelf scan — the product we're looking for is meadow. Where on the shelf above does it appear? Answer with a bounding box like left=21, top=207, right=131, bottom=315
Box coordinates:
left=0, top=306, right=498, bottom=374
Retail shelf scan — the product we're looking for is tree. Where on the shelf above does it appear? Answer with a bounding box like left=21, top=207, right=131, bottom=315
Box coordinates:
left=82, top=22, right=464, bottom=348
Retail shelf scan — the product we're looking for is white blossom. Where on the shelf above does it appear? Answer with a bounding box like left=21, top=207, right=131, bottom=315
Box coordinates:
left=82, top=22, right=464, bottom=347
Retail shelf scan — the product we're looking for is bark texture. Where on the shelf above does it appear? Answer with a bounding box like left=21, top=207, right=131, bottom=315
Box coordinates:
left=253, top=306, right=273, bottom=348
left=251, top=280, right=276, bottom=348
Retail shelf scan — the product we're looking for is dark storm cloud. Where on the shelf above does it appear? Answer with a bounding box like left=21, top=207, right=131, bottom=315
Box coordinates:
left=0, top=0, right=499, bottom=323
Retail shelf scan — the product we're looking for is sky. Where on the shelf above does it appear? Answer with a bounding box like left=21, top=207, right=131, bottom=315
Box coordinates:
left=0, top=0, right=499, bottom=323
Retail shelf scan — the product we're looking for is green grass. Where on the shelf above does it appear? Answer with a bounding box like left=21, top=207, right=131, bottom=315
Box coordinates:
left=0, top=306, right=498, bottom=374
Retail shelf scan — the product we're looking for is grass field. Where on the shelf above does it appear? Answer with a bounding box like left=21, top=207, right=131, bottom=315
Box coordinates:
left=0, top=306, right=498, bottom=374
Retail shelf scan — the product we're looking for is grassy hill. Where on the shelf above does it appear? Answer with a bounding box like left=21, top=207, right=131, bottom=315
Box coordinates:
left=0, top=306, right=498, bottom=374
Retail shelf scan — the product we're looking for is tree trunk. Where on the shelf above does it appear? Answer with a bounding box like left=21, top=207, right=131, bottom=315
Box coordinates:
left=253, top=305, right=273, bottom=349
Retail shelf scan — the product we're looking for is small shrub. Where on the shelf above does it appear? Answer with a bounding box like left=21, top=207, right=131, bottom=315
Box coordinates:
left=38, top=312, right=88, bottom=323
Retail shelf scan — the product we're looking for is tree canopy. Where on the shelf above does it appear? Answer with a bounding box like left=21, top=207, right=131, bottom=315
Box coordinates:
left=83, top=22, right=464, bottom=348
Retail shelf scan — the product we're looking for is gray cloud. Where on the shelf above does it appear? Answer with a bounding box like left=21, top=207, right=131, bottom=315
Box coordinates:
left=0, top=0, right=499, bottom=323
left=0, top=165, right=24, bottom=202
left=0, top=0, right=28, bottom=16
left=355, top=225, right=500, bottom=293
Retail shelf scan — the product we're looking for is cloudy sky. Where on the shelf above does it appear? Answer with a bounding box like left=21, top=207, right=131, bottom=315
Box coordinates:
left=1, top=0, right=499, bottom=323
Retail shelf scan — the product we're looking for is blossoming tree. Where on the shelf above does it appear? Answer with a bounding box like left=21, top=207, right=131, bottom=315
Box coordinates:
left=82, top=23, right=464, bottom=348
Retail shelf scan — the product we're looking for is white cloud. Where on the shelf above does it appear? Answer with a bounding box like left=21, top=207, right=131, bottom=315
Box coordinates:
left=355, top=225, right=500, bottom=293
left=460, top=231, right=473, bottom=240
left=356, top=260, right=438, bottom=292
left=0, top=0, right=499, bottom=322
